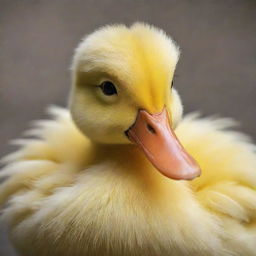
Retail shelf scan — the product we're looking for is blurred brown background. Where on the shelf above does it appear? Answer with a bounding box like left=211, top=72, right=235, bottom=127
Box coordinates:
left=0, top=0, right=256, bottom=255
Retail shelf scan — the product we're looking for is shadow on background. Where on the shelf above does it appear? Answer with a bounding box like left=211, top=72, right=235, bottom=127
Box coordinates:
left=0, top=0, right=256, bottom=255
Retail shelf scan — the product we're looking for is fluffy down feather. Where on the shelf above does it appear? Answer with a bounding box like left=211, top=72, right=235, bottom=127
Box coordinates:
left=1, top=107, right=256, bottom=256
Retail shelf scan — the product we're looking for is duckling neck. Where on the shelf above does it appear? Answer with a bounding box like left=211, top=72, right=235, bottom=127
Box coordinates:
left=86, top=142, right=188, bottom=206
left=89, top=142, right=171, bottom=186
left=91, top=143, right=148, bottom=168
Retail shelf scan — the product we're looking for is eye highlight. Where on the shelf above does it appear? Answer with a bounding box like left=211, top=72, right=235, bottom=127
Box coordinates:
left=99, top=81, right=117, bottom=96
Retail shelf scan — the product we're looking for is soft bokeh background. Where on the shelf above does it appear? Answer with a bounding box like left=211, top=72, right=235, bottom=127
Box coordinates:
left=0, top=0, right=256, bottom=255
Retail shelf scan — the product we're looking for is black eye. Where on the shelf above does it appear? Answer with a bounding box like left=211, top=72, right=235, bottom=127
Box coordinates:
left=99, top=81, right=117, bottom=96
left=171, top=80, right=174, bottom=88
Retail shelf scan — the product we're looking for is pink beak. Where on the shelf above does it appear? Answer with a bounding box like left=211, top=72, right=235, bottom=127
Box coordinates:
left=126, top=107, right=201, bottom=180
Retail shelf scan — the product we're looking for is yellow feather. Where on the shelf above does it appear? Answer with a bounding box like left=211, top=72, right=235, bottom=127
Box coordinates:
left=1, top=23, right=256, bottom=256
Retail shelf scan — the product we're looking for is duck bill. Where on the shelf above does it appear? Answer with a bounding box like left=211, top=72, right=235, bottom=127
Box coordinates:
left=126, top=107, right=201, bottom=180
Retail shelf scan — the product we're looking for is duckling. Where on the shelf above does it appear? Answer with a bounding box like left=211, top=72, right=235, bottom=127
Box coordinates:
left=1, top=23, right=256, bottom=256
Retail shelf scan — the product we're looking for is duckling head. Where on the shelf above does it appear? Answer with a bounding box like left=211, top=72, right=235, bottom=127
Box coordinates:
left=69, top=23, right=200, bottom=180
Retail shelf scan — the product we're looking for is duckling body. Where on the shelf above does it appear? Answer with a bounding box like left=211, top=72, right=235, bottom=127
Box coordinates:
left=1, top=23, right=256, bottom=256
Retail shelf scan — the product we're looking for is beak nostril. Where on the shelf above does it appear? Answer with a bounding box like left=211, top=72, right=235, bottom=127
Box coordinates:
left=147, top=124, right=156, bottom=134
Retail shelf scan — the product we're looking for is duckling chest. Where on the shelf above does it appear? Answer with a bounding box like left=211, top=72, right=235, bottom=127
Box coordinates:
left=11, top=166, right=221, bottom=256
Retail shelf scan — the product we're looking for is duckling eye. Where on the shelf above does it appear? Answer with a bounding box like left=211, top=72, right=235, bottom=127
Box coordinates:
left=171, top=80, right=174, bottom=88
left=99, top=81, right=117, bottom=96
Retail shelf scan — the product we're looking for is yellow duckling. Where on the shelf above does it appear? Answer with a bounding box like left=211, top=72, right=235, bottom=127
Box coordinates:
left=1, top=23, right=256, bottom=256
